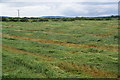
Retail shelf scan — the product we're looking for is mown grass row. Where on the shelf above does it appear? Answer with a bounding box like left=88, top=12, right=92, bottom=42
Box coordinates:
left=3, top=44, right=117, bottom=78
left=2, top=36, right=118, bottom=77
left=2, top=28, right=118, bottom=45
left=2, top=34, right=118, bottom=52
left=2, top=20, right=118, bottom=78
left=3, top=45, right=93, bottom=78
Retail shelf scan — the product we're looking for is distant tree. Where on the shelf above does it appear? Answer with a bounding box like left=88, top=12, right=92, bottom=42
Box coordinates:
left=2, top=17, right=9, bottom=22
left=20, top=18, right=29, bottom=22
left=31, top=19, right=38, bottom=22
left=38, top=18, right=49, bottom=22
left=52, top=19, right=59, bottom=21
left=105, top=18, right=111, bottom=20
left=75, top=17, right=81, bottom=20
left=9, top=18, right=18, bottom=22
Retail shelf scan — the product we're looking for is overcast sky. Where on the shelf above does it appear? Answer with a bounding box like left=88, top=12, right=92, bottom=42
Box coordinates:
left=0, top=0, right=119, bottom=17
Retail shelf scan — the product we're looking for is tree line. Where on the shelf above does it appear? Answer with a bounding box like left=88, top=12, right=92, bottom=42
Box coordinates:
left=1, top=15, right=118, bottom=22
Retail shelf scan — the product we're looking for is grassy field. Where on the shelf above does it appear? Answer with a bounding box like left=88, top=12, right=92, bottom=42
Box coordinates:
left=2, top=20, right=119, bottom=78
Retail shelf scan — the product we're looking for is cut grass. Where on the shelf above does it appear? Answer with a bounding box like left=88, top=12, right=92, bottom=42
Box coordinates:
left=2, top=20, right=118, bottom=78
left=3, top=34, right=118, bottom=51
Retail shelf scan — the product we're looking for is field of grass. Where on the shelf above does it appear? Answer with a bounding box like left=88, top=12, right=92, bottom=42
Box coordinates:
left=2, top=20, right=119, bottom=78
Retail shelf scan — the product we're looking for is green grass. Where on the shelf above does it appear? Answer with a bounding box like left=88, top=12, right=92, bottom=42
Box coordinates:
left=2, top=20, right=118, bottom=78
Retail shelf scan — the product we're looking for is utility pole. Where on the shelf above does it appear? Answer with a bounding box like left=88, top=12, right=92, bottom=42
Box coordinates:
left=18, top=9, right=20, bottom=18
left=17, top=9, right=20, bottom=22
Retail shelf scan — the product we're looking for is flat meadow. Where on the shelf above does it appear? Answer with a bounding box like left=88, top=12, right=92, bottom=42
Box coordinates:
left=2, top=20, right=119, bottom=78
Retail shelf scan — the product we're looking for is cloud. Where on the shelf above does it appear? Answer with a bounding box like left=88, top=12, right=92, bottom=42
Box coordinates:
left=0, top=2, right=118, bottom=17
left=1, top=0, right=119, bottom=2
left=20, top=4, right=64, bottom=17
left=55, top=2, right=118, bottom=17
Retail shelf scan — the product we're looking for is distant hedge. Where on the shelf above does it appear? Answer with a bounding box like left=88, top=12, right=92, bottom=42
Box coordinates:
left=1, top=15, right=118, bottom=22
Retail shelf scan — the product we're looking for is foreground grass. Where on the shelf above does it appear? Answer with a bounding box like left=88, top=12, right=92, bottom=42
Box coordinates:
left=2, top=20, right=118, bottom=78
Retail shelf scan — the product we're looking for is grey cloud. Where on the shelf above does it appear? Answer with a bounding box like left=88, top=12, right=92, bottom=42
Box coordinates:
left=1, top=2, right=62, bottom=7
left=60, top=3, right=118, bottom=17
left=0, top=2, right=118, bottom=17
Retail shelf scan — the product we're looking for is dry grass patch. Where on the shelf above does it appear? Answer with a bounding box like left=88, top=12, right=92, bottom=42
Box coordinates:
left=3, top=45, right=54, bottom=61
left=57, top=61, right=117, bottom=78
left=3, top=34, right=118, bottom=51
left=46, top=25, right=63, bottom=27
left=92, top=34, right=112, bottom=37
